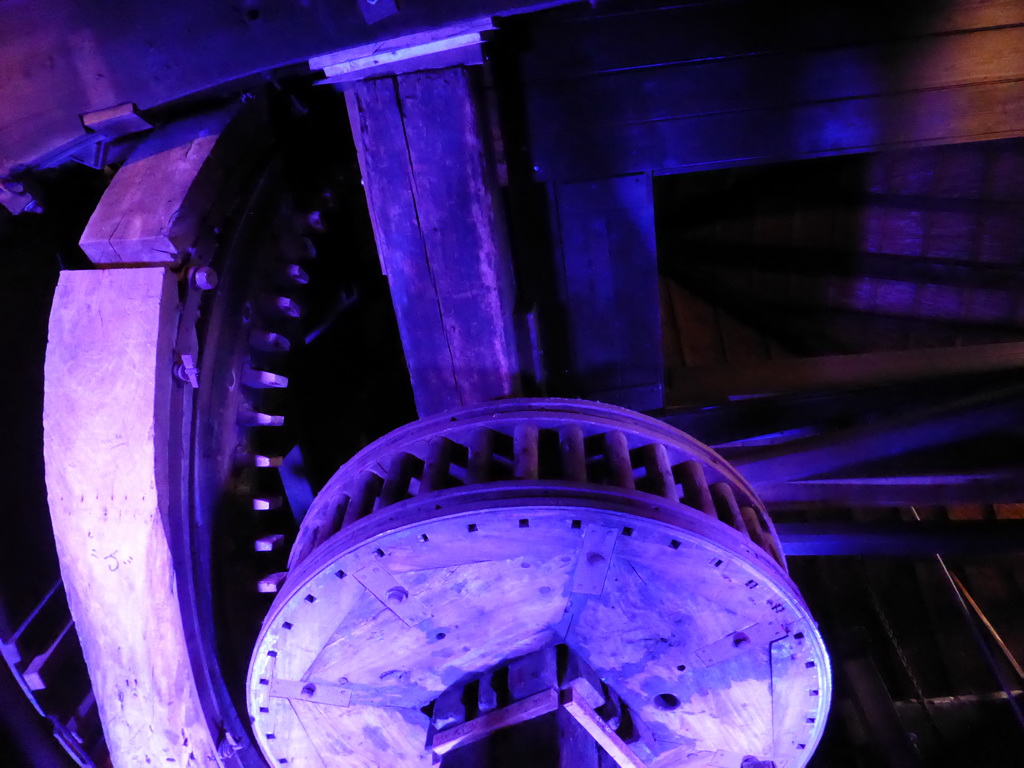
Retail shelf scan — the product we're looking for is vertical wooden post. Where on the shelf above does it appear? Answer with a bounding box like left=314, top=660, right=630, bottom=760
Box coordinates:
left=549, top=174, right=662, bottom=411
left=346, top=67, right=521, bottom=415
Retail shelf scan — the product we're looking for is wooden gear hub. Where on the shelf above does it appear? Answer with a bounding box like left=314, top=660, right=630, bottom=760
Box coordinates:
left=247, top=399, right=831, bottom=767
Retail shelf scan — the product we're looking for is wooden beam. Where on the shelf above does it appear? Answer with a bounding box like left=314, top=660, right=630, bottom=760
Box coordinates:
left=666, top=342, right=1024, bottom=404
left=1, top=0, right=579, bottom=178
left=21, top=620, right=75, bottom=691
left=523, top=0, right=1024, bottom=181
left=661, top=385, right=941, bottom=447
left=559, top=687, right=647, bottom=768
left=530, top=24, right=1024, bottom=139
left=312, top=18, right=493, bottom=85
left=43, top=268, right=219, bottom=766
left=78, top=104, right=263, bottom=267
left=81, top=103, right=152, bottom=139
left=842, top=647, right=924, bottom=767
left=432, top=689, right=560, bottom=756
left=523, top=0, right=1024, bottom=82
left=777, top=520, right=1024, bottom=556
left=734, top=385, right=1024, bottom=484
left=549, top=174, right=662, bottom=411
left=346, top=68, right=520, bottom=415
left=671, top=261, right=1021, bottom=331
left=533, top=76, right=1024, bottom=182
left=759, top=473, right=1024, bottom=507
left=664, top=239, right=1024, bottom=293
left=0, top=658, right=84, bottom=768
left=663, top=266, right=1009, bottom=362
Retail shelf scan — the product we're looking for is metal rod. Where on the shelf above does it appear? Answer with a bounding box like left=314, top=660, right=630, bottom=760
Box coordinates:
left=948, top=571, right=1024, bottom=682
left=909, top=507, right=1024, bottom=733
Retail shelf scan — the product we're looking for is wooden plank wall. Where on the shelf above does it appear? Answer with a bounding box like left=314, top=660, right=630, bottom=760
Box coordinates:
left=521, top=0, right=1024, bottom=181
left=43, top=269, right=219, bottom=767
left=346, top=68, right=520, bottom=416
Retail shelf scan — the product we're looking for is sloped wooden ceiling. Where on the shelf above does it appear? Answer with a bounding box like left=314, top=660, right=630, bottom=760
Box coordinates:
left=658, top=140, right=1024, bottom=366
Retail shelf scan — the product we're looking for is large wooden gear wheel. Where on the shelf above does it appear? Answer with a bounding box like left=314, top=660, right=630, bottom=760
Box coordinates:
left=247, top=399, right=831, bottom=768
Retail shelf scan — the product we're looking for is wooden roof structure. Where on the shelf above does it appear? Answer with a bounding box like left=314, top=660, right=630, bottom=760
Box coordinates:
left=2, top=0, right=1024, bottom=767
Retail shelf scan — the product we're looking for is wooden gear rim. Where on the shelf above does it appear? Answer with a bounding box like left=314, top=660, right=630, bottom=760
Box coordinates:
left=289, top=398, right=786, bottom=574
left=248, top=485, right=831, bottom=768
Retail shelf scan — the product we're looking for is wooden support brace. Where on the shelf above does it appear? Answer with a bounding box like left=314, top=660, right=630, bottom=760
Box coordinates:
left=735, top=385, right=1024, bottom=485
left=81, top=103, right=152, bottom=139
left=311, top=19, right=495, bottom=85
left=78, top=102, right=262, bottom=266
left=431, top=689, right=560, bottom=756
left=666, top=342, right=1024, bottom=404
left=563, top=652, right=604, bottom=710
left=22, top=619, right=75, bottom=691
left=560, top=686, right=648, bottom=768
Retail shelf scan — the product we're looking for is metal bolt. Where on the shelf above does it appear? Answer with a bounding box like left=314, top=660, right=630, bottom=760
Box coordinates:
left=386, top=586, right=408, bottom=605
left=286, top=264, right=310, bottom=285
left=217, top=731, right=246, bottom=759
left=189, top=266, right=219, bottom=291
left=173, top=354, right=200, bottom=388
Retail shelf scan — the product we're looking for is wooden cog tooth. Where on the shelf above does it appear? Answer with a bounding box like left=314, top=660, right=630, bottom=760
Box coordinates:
left=255, top=534, right=287, bottom=552
left=256, top=572, right=286, bottom=594
left=242, top=367, right=289, bottom=389
left=252, top=496, right=283, bottom=511
left=604, top=430, right=634, bottom=490
left=250, top=330, right=292, bottom=353
left=280, top=235, right=317, bottom=262
left=710, top=482, right=746, bottom=534
left=282, top=264, right=310, bottom=285
left=260, top=295, right=302, bottom=318
left=252, top=454, right=284, bottom=468
left=238, top=408, right=285, bottom=427
left=234, top=452, right=284, bottom=467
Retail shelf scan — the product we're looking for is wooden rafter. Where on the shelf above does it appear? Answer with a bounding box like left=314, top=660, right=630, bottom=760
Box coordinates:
left=665, top=342, right=1024, bottom=404
left=732, top=384, right=1024, bottom=485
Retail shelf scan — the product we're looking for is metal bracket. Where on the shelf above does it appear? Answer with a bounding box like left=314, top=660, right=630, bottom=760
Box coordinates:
left=174, top=354, right=200, bottom=389
left=571, top=525, right=618, bottom=595
left=696, top=622, right=787, bottom=667
left=353, top=561, right=432, bottom=626
left=269, top=679, right=352, bottom=708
